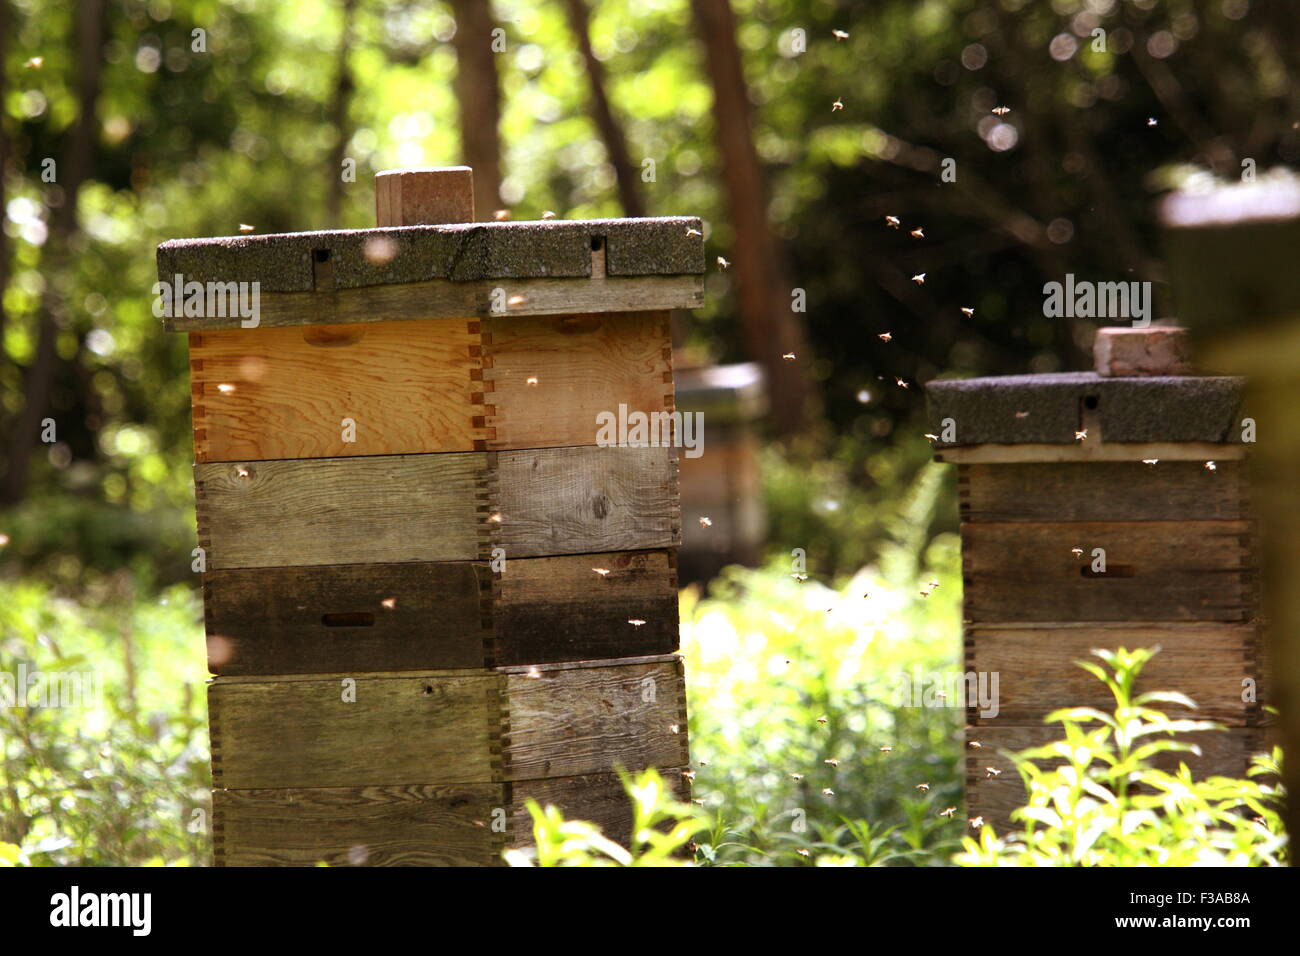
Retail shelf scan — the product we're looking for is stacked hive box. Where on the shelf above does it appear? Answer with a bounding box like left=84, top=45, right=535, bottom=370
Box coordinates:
left=674, top=362, right=767, bottom=584
left=159, top=167, right=703, bottom=865
left=926, top=328, right=1272, bottom=829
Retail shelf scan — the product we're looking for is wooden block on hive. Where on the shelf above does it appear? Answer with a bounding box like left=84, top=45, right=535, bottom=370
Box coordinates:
left=961, top=520, right=1253, bottom=623
left=211, top=768, right=692, bottom=867
left=208, top=655, right=689, bottom=790
left=194, top=445, right=680, bottom=569
left=203, top=550, right=679, bottom=675
left=965, top=623, right=1263, bottom=725
left=188, top=311, right=675, bottom=462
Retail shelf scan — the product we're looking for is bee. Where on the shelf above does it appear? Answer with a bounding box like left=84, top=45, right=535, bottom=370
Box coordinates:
left=1071, top=547, right=1083, bottom=557
left=940, top=807, right=957, bottom=818
left=525, top=375, right=539, bottom=386
left=992, top=106, right=1010, bottom=116
left=494, top=209, right=512, bottom=221
left=24, top=57, right=44, bottom=69
left=796, top=848, right=811, bottom=858
left=790, top=772, right=804, bottom=780
left=968, top=740, right=982, bottom=749
left=961, top=307, right=975, bottom=318
left=782, top=352, right=797, bottom=361
left=488, top=512, right=503, bottom=523
left=910, top=227, right=925, bottom=239
left=1075, top=429, right=1088, bottom=441
left=716, top=256, right=730, bottom=269
left=885, top=216, right=901, bottom=228
left=923, top=433, right=939, bottom=443
left=592, top=568, right=611, bottom=576
left=832, top=29, right=849, bottom=40
left=525, top=666, right=541, bottom=678
left=236, top=466, right=252, bottom=479
left=669, top=724, right=680, bottom=734
left=682, top=769, right=696, bottom=781
left=686, top=227, right=702, bottom=237
left=911, top=273, right=926, bottom=284
left=916, top=782, right=930, bottom=791
left=791, top=572, right=808, bottom=582
left=1142, top=458, right=1159, bottom=466
left=969, top=816, right=984, bottom=828
left=699, top=516, right=713, bottom=528
left=880, top=745, right=893, bottom=753
left=816, top=715, right=828, bottom=724
left=541, top=210, right=557, bottom=219
left=986, top=767, right=1002, bottom=777
left=1205, top=460, right=1217, bottom=472
left=1014, top=410, right=1029, bottom=418
left=381, top=597, right=397, bottom=610
left=1147, top=117, right=1158, bottom=127
left=217, top=383, right=236, bottom=394
left=824, top=758, right=839, bottom=767
left=508, top=294, right=528, bottom=307
left=895, top=377, right=909, bottom=389
left=627, top=619, right=647, bottom=627
left=879, top=332, right=892, bottom=342
left=822, top=788, right=835, bottom=797
left=832, top=98, right=844, bottom=112
left=238, top=223, right=255, bottom=233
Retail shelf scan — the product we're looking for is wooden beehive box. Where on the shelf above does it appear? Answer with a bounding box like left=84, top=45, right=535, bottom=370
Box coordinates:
left=674, top=361, right=767, bottom=584
left=926, top=327, right=1272, bottom=829
left=159, top=167, right=703, bottom=865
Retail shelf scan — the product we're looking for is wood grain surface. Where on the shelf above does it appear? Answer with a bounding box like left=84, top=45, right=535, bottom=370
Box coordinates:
left=189, top=319, right=484, bottom=462
left=202, top=550, right=679, bottom=674
left=962, top=520, right=1252, bottom=622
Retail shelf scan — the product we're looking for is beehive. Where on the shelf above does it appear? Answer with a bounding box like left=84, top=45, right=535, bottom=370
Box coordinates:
left=926, top=328, right=1272, bottom=829
left=674, top=362, right=767, bottom=583
left=159, top=167, right=703, bottom=865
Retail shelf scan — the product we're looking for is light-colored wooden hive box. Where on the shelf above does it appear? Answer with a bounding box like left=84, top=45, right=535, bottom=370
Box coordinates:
left=159, top=166, right=703, bottom=865
left=926, top=328, right=1274, bottom=830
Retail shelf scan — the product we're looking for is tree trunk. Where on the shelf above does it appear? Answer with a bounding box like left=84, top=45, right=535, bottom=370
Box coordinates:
left=562, top=0, right=646, bottom=218
left=450, top=0, right=503, bottom=221
left=326, top=0, right=357, bottom=226
left=2, top=0, right=106, bottom=504
left=689, top=0, right=813, bottom=436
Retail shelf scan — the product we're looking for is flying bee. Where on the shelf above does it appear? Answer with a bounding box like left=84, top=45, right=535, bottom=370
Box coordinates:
left=832, top=98, right=844, bottom=112
left=782, top=352, right=797, bottom=361
left=1075, top=429, right=1088, bottom=441
left=1015, top=411, right=1029, bottom=418
left=961, top=307, right=975, bottom=318
left=880, top=745, right=893, bottom=753
left=916, top=783, right=930, bottom=792
left=822, top=788, right=835, bottom=797
left=992, top=106, right=1010, bottom=115
left=885, top=216, right=901, bottom=228
left=816, top=715, right=828, bottom=724
left=879, top=332, right=892, bottom=342
left=238, top=223, right=255, bottom=233
left=493, top=209, right=511, bottom=221
left=969, top=816, right=984, bottom=828
left=910, top=227, right=925, bottom=239
left=923, top=433, right=939, bottom=443
left=911, top=273, right=926, bottom=284
left=1205, top=460, right=1217, bottom=471
left=896, top=377, right=909, bottom=389
left=986, top=767, right=1002, bottom=777
left=686, top=227, right=702, bottom=237
left=1142, top=459, right=1159, bottom=466
left=542, top=210, right=557, bottom=219
left=699, top=516, right=713, bottom=528
left=790, top=772, right=804, bottom=780
left=627, top=619, right=647, bottom=627
left=716, top=256, right=730, bottom=269
left=824, top=758, right=839, bottom=767
left=592, top=568, right=611, bottom=576
left=940, top=807, right=957, bottom=818
left=1071, top=547, right=1083, bottom=557
left=832, top=29, right=849, bottom=39
left=968, top=741, right=982, bottom=749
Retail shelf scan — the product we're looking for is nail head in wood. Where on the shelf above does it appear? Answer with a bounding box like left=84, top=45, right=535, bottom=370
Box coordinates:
left=375, top=166, right=476, bottom=226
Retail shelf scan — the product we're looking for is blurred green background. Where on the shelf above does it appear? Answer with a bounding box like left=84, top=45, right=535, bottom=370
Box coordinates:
left=0, top=0, right=1294, bottom=864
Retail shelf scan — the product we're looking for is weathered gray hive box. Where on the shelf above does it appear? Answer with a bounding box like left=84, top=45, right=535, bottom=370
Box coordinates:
left=926, top=328, right=1270, bottom=828
left=159, top=167, right=703, bottom=865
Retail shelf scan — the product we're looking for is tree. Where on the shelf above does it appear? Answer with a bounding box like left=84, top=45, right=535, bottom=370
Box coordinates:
left=450, top=0, right=503, bottom=220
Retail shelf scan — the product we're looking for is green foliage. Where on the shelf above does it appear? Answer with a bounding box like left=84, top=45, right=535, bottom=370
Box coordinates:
left=683, top=464, right=965, bottom=865
left=0, top=577, right=210, bottom=866
left=957, top=647, right=1287, bottom=868
left=504, top=769, right=707, bottom=867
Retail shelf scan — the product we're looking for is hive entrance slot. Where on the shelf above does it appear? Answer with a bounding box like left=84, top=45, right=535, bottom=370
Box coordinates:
left=321, top=611, right=375, bottom=627
left=1080, top=565, right=1135, bottom=578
